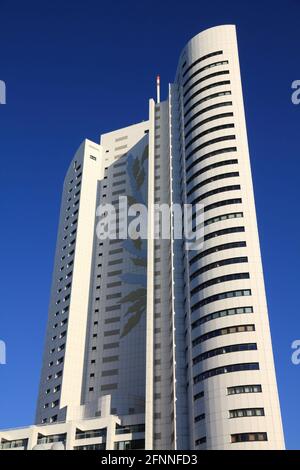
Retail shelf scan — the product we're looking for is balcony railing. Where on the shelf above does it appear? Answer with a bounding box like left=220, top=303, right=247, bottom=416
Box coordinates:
left=37, top=434, right=66, bottom=445
left=0, top=439, right=28, bottom=449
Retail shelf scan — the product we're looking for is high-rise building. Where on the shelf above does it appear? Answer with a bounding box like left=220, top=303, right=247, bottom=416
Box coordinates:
left=0, top=24, right=284, bottom=450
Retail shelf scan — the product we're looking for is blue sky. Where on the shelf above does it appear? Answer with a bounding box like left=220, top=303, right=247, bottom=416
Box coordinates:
left=0, top=0, right=299, bottom=449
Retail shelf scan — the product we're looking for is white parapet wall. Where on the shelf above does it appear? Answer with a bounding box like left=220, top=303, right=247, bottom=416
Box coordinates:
left=0, top=413, right=145, bottom=450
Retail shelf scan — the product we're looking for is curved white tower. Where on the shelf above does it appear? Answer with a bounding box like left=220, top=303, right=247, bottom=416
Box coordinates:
left=166, top=24, right=284, bottom=449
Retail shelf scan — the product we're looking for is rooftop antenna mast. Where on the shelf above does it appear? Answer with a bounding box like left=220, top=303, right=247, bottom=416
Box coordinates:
left=156, top=75, right=160, bottom=104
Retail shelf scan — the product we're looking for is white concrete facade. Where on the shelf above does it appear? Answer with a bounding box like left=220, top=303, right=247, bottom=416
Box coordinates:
left=0, top=413, right=145, bottom=450
left=0, top=25, right=284, bottom=451
left=167, top=24, right=285, bottom=450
